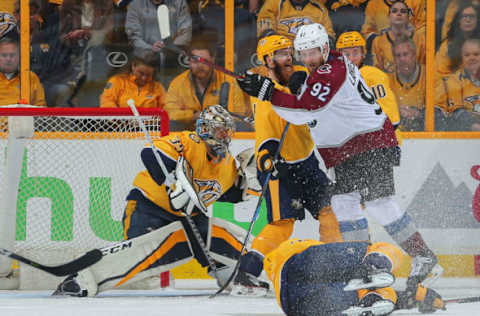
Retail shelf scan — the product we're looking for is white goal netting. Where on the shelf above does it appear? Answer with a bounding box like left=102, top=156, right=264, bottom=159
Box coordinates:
left=0, top=107, right=169, bottom=289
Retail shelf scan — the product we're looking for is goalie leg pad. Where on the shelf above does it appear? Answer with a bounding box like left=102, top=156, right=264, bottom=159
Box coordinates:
left=76, top=221, right=193, bottom=294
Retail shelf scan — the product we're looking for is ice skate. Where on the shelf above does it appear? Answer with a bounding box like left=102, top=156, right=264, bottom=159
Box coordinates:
left=407, top=255, right=444, bottom=288
left=344, top=271, right=395, bottom=291
left=52, top=274, right=88, bottom=297
left=342, top=300, right=395, bottom=316
left=230, top=271, right=269, bottom=297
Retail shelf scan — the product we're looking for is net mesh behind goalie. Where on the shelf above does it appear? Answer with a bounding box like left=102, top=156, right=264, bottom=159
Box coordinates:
left=0, top=107, right=170, bottom=289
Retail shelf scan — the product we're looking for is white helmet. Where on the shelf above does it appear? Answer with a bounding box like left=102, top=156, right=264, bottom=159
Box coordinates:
left=294, top=23, right=330, bottom=62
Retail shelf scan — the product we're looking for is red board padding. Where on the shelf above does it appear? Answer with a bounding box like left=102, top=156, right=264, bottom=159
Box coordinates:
left=474, top=256, right=480, bottom=275
left=160, top=271, right=170, bottom=288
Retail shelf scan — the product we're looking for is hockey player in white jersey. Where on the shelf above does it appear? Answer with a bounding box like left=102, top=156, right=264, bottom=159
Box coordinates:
left=236, top=23, right=442, bottom=292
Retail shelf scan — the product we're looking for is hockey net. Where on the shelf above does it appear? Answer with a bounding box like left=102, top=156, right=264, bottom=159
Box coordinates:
left=0, top=107, right=170, bottom=289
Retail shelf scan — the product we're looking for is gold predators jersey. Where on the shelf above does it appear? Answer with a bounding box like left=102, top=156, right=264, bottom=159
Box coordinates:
left=388, top=64, right=425, bottom=110
left=257, top=0, right=335, bottom=41
left=250, top=65, right=314, bottom=162
left=436, top=68, right=480, bottom=115
left=133, top=131, right=238, bottom=217
left=264, top=238, right=324, bottom=306
left=372, top=28, right=425, bottom=74
left=361, top=0, right=425, bottom=38
left=360, top=65, right=402, bottom=143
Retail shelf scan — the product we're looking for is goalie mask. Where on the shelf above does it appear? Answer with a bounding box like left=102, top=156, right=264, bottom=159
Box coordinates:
left=196, top=105, right=235, bottom=160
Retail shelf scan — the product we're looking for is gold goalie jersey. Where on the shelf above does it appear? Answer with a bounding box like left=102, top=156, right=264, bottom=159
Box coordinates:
left=250, top=65, right=314, bottom=163
left=257, top=0, right=335, bottom=41
left=132, top=131, right=238, bottom=217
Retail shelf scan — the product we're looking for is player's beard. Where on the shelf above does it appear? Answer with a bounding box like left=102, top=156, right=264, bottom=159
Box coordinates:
left=273, top=61, right=294, bottom=86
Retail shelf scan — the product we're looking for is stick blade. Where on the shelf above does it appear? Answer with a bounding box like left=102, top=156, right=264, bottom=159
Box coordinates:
left=157, top=4, right=170, bottom=40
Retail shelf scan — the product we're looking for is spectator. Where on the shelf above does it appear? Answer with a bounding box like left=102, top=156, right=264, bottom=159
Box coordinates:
left=441, top=0, right=480, bottom=41
left=100, top=53, right=166, bottom=108
left=164, top=38, right=249, bottom=131
left=14, top=0, right=75, bottom=107
left=436, top=38, right=480, bottom=131
left=126, top=0, right=192, bottom=84
left=388, top=37, right=424, bottom=131
left=435, top=2, right=480, bottom=83
left=362, top=0, right=425, bottom=42
left=257, top=0, right=335, bottom=42
left=324, top=0, right=368, bottom=36
left=371, top=0, right=425, bottom=74
left=0, top=37, right=45, bottom=106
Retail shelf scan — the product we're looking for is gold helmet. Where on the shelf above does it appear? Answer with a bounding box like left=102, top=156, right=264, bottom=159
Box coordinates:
left=257, top=35, right=292, bottom=65
left=336, top=31, right=366, bottom=50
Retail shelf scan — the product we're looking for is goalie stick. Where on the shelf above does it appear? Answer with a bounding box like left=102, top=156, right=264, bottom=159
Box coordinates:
left=127, top=99, right=219, bottom=281
left=211, top=122, right=290, bottom=298
left=445, top=296, right=480, bottom=304
left=0, top=247, right=102, bottom=277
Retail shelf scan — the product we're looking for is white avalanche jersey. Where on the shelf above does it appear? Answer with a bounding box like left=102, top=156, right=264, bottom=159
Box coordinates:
left=269, top=51, right=398, bottom=168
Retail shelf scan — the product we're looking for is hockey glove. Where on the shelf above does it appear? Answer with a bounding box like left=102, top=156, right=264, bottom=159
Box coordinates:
left=236, top=148, right=261, bottom=200
left=257, top=149, right=288, bottom=180
left=237, top=72, right=274, bottom=101
left=397, top=284, right=446, bottom=313
left=169, top=179, right=195, bottom=215
left=288, top=71, right=307, bottom=95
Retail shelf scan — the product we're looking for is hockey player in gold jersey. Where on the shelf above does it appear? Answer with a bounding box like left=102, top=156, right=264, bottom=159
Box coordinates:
left=336, top=31, right=401, bottom=142
left=436, top=38, right=480, bottom=131
left=264, top=238, right=445, bottom=316
left=257, top=0, right=335, bottom=42
left=52, top=105, right=258, bottom=297
left=232, top=34, right=335, bottom=296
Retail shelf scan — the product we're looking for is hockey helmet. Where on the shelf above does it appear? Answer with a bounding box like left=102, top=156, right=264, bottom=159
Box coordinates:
left=0, top=12, right=18, bottom=39
left=257, top=35, right=292, bottom=65
left=336, top=31, right=366, bottom=51
left=196, top=105, right=235, bottom=159
left=294, top=23, right=330, bottom=62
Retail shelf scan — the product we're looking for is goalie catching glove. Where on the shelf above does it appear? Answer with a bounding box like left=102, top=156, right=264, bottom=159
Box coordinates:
left=169, top=156, right=208, bottom=216
left=236, top=72, right=275, bottom=101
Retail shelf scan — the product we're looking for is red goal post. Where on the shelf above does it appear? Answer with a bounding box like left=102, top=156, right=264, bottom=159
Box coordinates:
left=0, top=107, right=171, bottom=290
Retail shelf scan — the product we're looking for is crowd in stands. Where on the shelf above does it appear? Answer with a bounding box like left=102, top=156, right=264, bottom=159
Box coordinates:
left=0, top=0, right=479, bottom=131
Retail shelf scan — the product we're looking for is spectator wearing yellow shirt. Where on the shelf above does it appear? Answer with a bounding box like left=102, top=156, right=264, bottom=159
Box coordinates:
left=165, top=38, right=249, bottom=131
left=0, top=37, right=45, bottom=106
left=361, top=0, right=425, bottom=42
left=441, top=0, right=480, bottom=41
left=256, top=0, right=335, bottom=42
left=371, top=0, right=425, bottom=74
left=435, top=3, right=480, bottom=84
left=100, top=53, right=166, bottom=108
left=436, top=38, right=480, bottom=131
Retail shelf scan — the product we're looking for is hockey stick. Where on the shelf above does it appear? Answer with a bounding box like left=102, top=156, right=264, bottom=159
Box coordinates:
left=127, top=99, right=219, bottom=280
left=219, top=82, right=254, bottom=126
left=211, top=122, right=290, bottom=297
left=0, top=247, right=102, bottom=277
left=445, top=296, right=480, bottom=304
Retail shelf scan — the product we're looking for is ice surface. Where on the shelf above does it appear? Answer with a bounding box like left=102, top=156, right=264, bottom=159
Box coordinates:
left=0, top=279, right=478, bottom=316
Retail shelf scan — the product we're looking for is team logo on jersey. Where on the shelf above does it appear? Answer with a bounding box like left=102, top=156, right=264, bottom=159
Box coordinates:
left=194, top=179, right=222, bottom=205
left=279, top=17, right=313, bottom=36
left=316, top=64, right=332, bottom=74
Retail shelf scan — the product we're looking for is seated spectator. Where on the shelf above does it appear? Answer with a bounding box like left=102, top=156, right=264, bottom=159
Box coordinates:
left=336, top=31, right=402, bottom=142
left=164, top=38, right=249, bottom=131
left=388, top=36, right=426, bottom=131
left=371, top=0, right=425, bottom=74
left=126, top=0, right=192, bottom=84
left=14, top=0, right=75, bottom=107
left=0, top=37, right=45, bottom=106
left=442, top=0, right=480, bottom=41
left=257, top=0, right=335, bottom=42
left=362, top=0, right=425, bottom=43
left=100, top=52, right=166, bottom=108
left=436, top=2, right=480, bottom=83
left=435, top=38, right=480, bottom=131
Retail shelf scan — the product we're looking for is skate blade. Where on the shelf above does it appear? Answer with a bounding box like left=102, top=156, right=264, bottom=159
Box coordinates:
left=230, top=284, right=268, bottom=297
left=422, top=264, right=444, bottom=287
left=344, top=272, right=394, bottom=291
left=342, top=300, right=394, bottom=316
